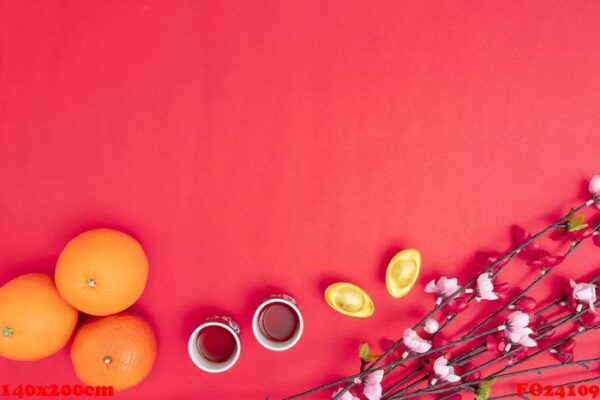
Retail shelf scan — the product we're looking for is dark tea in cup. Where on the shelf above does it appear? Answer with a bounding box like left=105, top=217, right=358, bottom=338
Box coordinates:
left=257, top=302, right=300, bottom=342
left=253, top=295, right=303, bottom=351
left=196, top=325, right=237, bottom=363
left=188, top=317, right=241, bottom=373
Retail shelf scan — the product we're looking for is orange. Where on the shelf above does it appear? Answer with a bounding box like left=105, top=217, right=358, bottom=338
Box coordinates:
left=0, top=273, right=78, bottom=361
left=55, top=229, right=149, bottom=316
left=70, top=312, right=157, bottom=391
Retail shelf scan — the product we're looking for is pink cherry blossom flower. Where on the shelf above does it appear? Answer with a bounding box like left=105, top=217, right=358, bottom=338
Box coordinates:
left=424, top=318, right=440, bottom=334
left=590, top=175, right=600, bottom=208
left=475, top=273, right=499, bottom=302
left=425, top=277, right=467, bottom=304
left=430, top=356, right=460, bottom=385
left=362, top=370, right=383, bottom=400
left=402, top=328, right=432, bottom=356
left=332, top=388, right=359, bottom=400
left=500, top=311, right=537, bottom=351
left=570, top=279, right=597, bottom=313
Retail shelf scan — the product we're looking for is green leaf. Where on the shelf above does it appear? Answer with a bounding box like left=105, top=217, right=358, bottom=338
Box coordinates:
left=570, top=223, right=589, bottom=232
left=571, top=215, right=584, bottom=225
left=476, top=379, right=496, bottom=400
left=566, top=215, right=588, bottom=232
left=359, top=343, right=370, bottom=362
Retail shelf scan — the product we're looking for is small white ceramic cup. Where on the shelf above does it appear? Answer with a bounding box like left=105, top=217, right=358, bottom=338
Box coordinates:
left=188, top=316, right=241, bottom=373
left=252, top=294, right=304, bottom=351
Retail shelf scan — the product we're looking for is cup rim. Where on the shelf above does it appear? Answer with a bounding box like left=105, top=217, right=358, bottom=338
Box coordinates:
left=188, top=320, right=241, bottom=373
left=252, top=297, right=304, bottom=351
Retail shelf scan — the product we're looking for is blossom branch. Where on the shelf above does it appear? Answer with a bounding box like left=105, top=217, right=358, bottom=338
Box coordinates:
left=284, top=194, right=597, bottom=400
left=388, top=306, right=600, bottom=400
left=381, top=233, right=600, bottom=398
left=384, top=291, right=597, bottom=400
left=395, top=357, right=600, bottom=399
left=463, top=220, right=599, bottom=338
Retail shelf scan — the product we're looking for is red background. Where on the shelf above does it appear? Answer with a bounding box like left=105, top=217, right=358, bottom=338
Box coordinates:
left=1, top=1, right=600, bottom=399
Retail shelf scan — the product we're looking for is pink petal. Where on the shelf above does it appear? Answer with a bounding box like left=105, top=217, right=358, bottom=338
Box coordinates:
left=589, top=175, right=600, bottom=195
left=508, top=311, right=529, bottom=328
left=480, top=291, right=499, bottom=301
left=570, top=279, right=578, bottom=288
left=416, top=342, right=432, bottom=353
left=363, top=386, right=382, bottom=400
left=445, top=374, right=461, bottom=383
left=508, top=332, right=522, bottom=342
left=332, top=389, right=359, bottom=400
left=364, top=370, right=384, bottom=386
left=425, top=279, right=438, bottom=293
left=518, top=337, right=537, bottom=347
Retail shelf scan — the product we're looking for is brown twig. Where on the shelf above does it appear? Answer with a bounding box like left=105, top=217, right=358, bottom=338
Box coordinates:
left=387, top=308, right=600, bottom=400
left=284, top=200, right=594, bottom=400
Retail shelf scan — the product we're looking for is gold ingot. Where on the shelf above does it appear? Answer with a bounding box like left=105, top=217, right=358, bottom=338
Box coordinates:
left=386, top=249, right=421, bottom=298
left=324, top=282, right=374, bottom=318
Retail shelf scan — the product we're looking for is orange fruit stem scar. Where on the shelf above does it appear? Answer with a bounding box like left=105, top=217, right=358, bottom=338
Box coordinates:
left=0, top=273, right=78, bottom=361
left=70, top=312, right=157, bottom=392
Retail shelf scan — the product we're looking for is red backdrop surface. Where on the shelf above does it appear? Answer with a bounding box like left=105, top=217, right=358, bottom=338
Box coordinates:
left=1, top=1, right=600, bottom=399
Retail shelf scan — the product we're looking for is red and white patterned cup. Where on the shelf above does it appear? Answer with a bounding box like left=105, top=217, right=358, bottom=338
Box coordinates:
left=252, top=294, right=304, bottom=351
left=188, top=316, right=241, bottom=373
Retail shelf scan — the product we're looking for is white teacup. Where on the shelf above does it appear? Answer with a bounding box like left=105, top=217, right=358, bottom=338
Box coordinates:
left=188, top=316, right=241, bottom=373
left=252, top=294, right=303, bottom=351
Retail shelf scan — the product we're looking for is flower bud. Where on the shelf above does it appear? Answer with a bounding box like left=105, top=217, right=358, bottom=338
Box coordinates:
left=557, top=350, right=573, bottom=363
left=432, top=333, right=448, bottom=349
left=461, top=362, right=481, bottom=382
left=576, top=227, right=595, bottom=239
left=512, top=226, right=541, bottom=257
left=494, top=282, right=510, bottom=300
left=424, top=318, right=440, bottom=334
left=537, top=338, right=554, bottom=349
left=479, top=252, right=509, bottom=273
left=510, top=348, right=529, bottom=362
left=446, top=298, right=468, bottom=313
left=580, top=311, right=600, bottom=328
left=516, top=296, right=537, bottom=312
left=559, top=338, right=576, bottom=352
left=590, top=175, right=600, bottom=197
